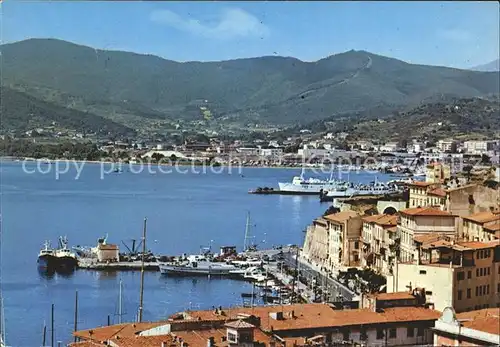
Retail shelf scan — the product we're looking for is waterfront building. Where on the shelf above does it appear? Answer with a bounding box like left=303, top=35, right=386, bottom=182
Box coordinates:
left=302, top=218, right=329, bottom=270
left=302, top=211, right=362, bottom=274
left=461, top=210, right=500, bottom=242
left=398, top=207, right=456, bottom=263
left=323, top=211, right=363, bottom=271
left=258, top=147, right=283, bottom=158
left=72, top=302, right=440, bottom=347
left=361, top=214, right=398, bottom=275
left=387, top=239, right=500, bottom=313
left=96, top=243, right=119, bottom=263
left=433, top=307, right=500, bottom=346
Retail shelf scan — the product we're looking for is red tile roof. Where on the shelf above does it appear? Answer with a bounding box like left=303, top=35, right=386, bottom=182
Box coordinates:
left=408, top=181, right=434, bottom=187
left=225, top=320, right=255, bottom=329
left=98, top=244, right=119, bottom=250
left=181, top=304, right=440, bottom=332
left=428, top=188, right=446, bottom=197
left=456, top=308, right=500, bottom=336
left=422, top=240, right=498, bottom=251
left=108, top=335, right=176, bottom=347
left=484, top=220, right=500, bottom=232
left=462, top=211, right=500, bottom=224
left=324, top=210, right=360, bottom=223
left=400, top=207, right=454, bottom=217
left=73, top=322, right=167, bottom=341
left=367, top=292, right=416, bottom=301
left=362, top=214, right=398, bottom=227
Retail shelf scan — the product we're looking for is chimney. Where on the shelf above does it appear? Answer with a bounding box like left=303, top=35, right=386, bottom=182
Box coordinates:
left=207, top=336, right=215, bottom=347
left=162, top=343, right=166, bottom=347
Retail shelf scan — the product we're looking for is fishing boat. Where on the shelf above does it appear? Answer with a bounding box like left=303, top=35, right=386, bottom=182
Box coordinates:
left=37, top=241, right=57, bottom=270
left=53, top=237, right=79, bottom=270
left=278, top=169, right=349, bottom=194
left=159, top=255, right=237, bottom=276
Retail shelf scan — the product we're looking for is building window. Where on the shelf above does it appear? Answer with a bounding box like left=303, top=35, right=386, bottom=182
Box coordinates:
left=354, top=241, right=359, bottom=249
left=354, top=254, right=359, bottom=262
left=419, top=270, right=427, bottom=275
left=497, top=283, right=500, bottom=293
left=417, top=328, right=424, bottom=337
left=467, top=288, right=471, bottom=299
left=476, top=287, right=479, bottom=296
left=467, top=270, right=472, bottom=279
left=227, top=332, right=237, bottom=343
left=407, top=327, right=414, bottom=338
left=476, top=268, right=480, bottom=277
left=425, top=291, right=433, bottom=295
left=389, top=328, right=397, bottom=338
left=487, top=267, right=491, bottom=276
left=376, top=329, right=384, bottom=340
left=457, top=272, right=465, bottom=281
left=458, top=290, right=463, bottom=300
left=342, top=330, right=350, bottom=341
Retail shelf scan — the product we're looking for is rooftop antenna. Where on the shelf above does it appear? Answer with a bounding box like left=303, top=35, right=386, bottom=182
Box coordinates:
left=138, top=217, right=147, bottom=322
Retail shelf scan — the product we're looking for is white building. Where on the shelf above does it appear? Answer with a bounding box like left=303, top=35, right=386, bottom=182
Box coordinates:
left=463, top=140, right=498, bottom=155
left=437, top=140, right=456, bottom=153
left=380, top=142, right=399, bottom=152
left=259, top=147, right=283, bottom=157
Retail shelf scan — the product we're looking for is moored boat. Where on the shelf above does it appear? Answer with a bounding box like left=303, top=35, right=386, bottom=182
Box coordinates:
left=321, top=180, right=400, bottom=201
left=278, top=169, right=349, bottom=194
left=55, top=237, right=79, bottom=271
left=159, top=256, right=237, bottom=276
left=37, top=240, right=57, bottom=269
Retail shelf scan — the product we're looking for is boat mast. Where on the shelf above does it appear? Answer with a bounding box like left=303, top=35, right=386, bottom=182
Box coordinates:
left=51, top=303, right=54, bottom=347
left=243, top=212, right=250, bottom=252
left=118, top=279, right=123, bottom=324
left=138, top=217, right=147, bottom=323
left=73, top=291, right=78, bottom=343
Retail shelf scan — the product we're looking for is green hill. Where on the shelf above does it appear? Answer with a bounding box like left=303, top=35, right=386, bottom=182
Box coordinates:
left=0, top=87, right=135, bottom=137
left=2, top=38, right=499, bottom=128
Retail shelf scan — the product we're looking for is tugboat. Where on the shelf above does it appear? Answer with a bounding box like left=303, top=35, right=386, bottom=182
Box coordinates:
left=54, top=236, right=78, bottom=271
left=37, top=241, right=57, bottom=270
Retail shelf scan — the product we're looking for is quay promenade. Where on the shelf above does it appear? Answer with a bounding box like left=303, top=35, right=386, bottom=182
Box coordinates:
left=281, top=249, right=357, bottom=302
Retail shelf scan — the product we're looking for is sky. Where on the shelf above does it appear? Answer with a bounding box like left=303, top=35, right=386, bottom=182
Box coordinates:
left=1, top=1, right=499, bottom=68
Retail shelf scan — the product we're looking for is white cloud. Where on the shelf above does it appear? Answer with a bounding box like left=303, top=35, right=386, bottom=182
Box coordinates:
left=437, top=28, right=473, bottom=42
left=150, top=8, right=269, bottom=40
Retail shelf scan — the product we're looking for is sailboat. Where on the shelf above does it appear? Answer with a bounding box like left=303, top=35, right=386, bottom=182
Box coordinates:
left=243, top=212, right=257, bottom=253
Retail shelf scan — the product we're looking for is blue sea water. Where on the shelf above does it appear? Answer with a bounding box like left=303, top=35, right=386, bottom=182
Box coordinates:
left=0, top=161, right=389, bottom=345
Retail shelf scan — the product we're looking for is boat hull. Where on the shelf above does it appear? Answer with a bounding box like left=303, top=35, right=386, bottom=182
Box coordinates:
left=37, top=254, right=57, bottom=269
left=56, top=256, right=79, bottom=270
left=159, top=264, right=236, bottom=276
left=278, top=182, right=341, bottom=194
left=38, top=255, right=78, bottom=271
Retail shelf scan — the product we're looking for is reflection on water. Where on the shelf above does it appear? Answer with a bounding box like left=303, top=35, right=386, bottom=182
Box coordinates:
left=38, top=268, right=56, bottom=280
left=37, top=267, right=76, bottom=280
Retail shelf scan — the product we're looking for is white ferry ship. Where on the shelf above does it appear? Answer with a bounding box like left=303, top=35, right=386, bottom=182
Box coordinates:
left=278, top=170, right=349, bottom=194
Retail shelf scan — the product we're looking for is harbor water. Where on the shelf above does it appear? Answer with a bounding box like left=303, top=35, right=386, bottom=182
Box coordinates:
left=0, top=161, right=390, bottom=345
